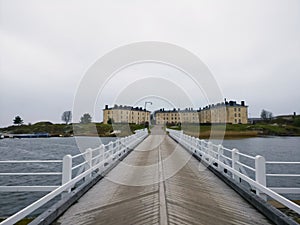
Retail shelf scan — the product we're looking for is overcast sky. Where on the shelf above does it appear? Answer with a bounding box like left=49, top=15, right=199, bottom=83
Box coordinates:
left=1, top=0, right=300, bottom=126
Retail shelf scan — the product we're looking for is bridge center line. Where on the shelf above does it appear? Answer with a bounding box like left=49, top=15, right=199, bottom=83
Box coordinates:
left=158, top=140, right=169, bottom=225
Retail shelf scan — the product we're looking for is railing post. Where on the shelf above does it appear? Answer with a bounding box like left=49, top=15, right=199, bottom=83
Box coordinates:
left=194, top=137, right=197, bottom=152
left=124, top=137, right=128, bottom=152
left=62, top=154, right=72, bottom=193
left=120, top=138, right=124, bottom=154
left=217, top=145, right=222, bottom=161
left=108, top=141, right=113, bottom=162
left=232, top=148, right=239, bottom=182
left=200, top=140, right=203, bottom=152
left=200, top=140, right=205, bottom=160
left=190, top=137, right=195, bottom=152
left=116, top=139, right=121, bottom=155
left=217, top=144, right=223, bottom=171
left=197, top=139, right=201, bottom=153
left=255, top=155, right=267, bottom=201
left=208, top=142, right=213, bottom=162
left=85, top=148, right=93, bottom=179
left=100, top=144, right=105, bottom=171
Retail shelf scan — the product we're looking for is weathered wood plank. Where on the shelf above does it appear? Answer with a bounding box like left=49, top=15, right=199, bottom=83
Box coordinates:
left=56, top=126, right=272, bottom=225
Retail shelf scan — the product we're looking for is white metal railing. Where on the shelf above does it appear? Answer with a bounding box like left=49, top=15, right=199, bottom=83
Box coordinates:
left=166, top=128, right=300, bottom=215
left=0, top=128, right=148, bottom=225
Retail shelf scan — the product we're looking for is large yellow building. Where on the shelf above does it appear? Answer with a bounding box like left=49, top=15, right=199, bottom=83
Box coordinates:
left=103, top=105, right=150, bottom=124
left=200, top=101, right=248, bottom=124
left=154, top=100, right=248, bottom=125
left=155, top=108, right=199, bottom=125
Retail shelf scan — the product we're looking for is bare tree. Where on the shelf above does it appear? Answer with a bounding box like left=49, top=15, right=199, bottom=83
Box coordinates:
left=61, top=111, right=72, bottom=124
left=261, top=109, right=273, bottom=121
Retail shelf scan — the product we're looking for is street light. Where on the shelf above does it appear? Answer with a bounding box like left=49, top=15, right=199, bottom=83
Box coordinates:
left=144, top=101, right=152, bottom=127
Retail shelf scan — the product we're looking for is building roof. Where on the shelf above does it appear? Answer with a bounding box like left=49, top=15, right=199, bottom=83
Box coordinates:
left=103, top=104, right=150, bottom=112
left=154, top=108, right=199, bottom=114
left=200, top=100, right=248, bottom=111
left=153, top=100, right=247, bottom=114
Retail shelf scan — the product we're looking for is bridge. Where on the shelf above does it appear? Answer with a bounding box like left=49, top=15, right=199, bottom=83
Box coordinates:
left=0, top=126, right=299, bottom=225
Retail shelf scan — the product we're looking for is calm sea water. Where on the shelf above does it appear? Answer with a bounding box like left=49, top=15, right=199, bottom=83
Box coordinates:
left=215, top=137, right=300, bottom=199
left=0, top=137, right=116, bottom=217
left=0, top=136, right=299, bottom=217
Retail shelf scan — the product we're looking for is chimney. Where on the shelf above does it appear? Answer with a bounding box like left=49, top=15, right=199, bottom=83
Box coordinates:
left=241, top=101, right=245, bottom=106
left=105, top=105, right=108, bottom=109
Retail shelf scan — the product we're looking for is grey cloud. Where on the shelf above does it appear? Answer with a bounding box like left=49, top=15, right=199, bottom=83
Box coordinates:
left=0, top=0, right=299, bottom=126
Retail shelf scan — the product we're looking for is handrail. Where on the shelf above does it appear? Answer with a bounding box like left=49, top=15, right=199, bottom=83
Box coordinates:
left=166, top=128, right=300, bottom=215
left=0, top=160, right=62, bottom=163
left=236, top=161, right=256, bottom=172
left=0, top=172, right=62, bottom=176
left=237, top=152, right=256, bottom=160
left=266, top=161, right=300, bottom=164
left=0, top=128, right=148, bottom=225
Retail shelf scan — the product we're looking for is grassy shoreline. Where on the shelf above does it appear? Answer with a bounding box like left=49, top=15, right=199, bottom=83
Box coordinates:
left=168, top=123, right=300, bottom=139
left=1, top=121, right=300, bottom=139
left=0, top=122, right=146, bottom=138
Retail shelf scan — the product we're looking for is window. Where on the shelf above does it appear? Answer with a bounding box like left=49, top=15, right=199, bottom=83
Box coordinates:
left=234, top=113, right=237, bottom=117
left=238, top=108, right=241, bottom=112
left=238, top=113, right=240, bottom=117
left=239, top=119, right=241, bottom=123
left=235, top=119, right=237, bottom=123
left=234, top=108, right=237, bottom=112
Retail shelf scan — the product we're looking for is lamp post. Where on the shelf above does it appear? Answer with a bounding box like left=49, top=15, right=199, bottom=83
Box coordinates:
left=144, top=101, right=152, bottom=127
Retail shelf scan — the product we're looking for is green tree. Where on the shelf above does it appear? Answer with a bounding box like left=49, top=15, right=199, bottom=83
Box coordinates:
left=80, top=113, right=92, bottom=124
left=13, top=116, right=23, bottom=126
left=61, top=111, right=72, bottom=124
left=107, top=117, right=114, bottom=124
left=294, top=117, right=300, bottom=127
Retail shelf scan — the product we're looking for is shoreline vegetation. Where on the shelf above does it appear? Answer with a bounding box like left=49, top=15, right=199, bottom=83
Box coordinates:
left=1, top=115, right=300, bottom=139
left=0, top=122, right=146, bottom=138
left=167, top=122, right=300, bottom=139
left=166, top=115, right=300, bottom=139
left=168, top=124, right=300, bottom=139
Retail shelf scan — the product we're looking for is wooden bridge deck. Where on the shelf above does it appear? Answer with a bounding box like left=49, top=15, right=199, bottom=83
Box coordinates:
left=56, top=126, right=273, bottom=225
